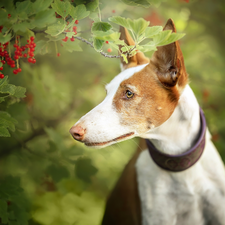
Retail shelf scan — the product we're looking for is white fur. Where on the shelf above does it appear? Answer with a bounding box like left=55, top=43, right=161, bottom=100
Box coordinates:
left=136, top=85, right=225, bottom=225
left=73, top=62, right=225, bottom=224
left=74, top=64, right=147, bottom=146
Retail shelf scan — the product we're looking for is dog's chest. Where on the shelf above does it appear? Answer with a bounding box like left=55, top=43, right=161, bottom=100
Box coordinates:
left=135, top=150, right=208, bottom=225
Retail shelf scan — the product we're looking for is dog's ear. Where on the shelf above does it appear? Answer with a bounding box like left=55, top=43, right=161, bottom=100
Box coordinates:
left=119, top=27, right=149, bottom=70
left=150, top=19, right=187, bottom=88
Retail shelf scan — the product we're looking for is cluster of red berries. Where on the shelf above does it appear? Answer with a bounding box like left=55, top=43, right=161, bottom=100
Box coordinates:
left=58, top=20, right=79, bottom=57
left=105, top=41, right=112, bottom=53
left=0, top=36, right=36, bottom=79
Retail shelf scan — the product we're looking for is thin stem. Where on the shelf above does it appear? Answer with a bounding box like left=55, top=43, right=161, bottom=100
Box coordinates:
left=98, top=4, right=101, bottom=21
left=54, top=41, right=58, bottom=55
left=74, top=36, right=122, bottom=59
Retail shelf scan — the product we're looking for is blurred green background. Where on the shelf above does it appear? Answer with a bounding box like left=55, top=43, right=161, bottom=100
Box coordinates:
left=1, top=0, right=225, bottom=224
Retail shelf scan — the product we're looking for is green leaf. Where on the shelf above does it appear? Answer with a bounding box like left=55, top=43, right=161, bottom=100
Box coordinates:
left=51, top=0, right=71, bottom=18
left=121, top=45, right=135, bottom=53
left=0, top=10, right=8, bottom=25
left=121, top=53, right=128, bottom=63
left=31, top=0, right=53, bottom=14
left=32, top=9, right=56, bottom=28
left=12, top=22, right=33, bottom=33
left=70, top=4, right=90, bottom=20
left=157, top=32, right=185, bottom=46
left=44, top=127, right=65, bottom=150
left=137, top=42, right=157, bottom=52
left=35, top=40, right=49, bottom=55
left=75, top=158, right=98, bottom=183
left=109, top=16, right=149, bottom=41
left=46, top=33, right=65, bottom=41
left=121, top=0, right=164, bottom=7
left=86, top=0, right=99, bottom=11
left=120, top=0, right=152, bottom=7
left=16, top=1, right=32, bottom=15
left=46, top=164, right=70, bottom=182
left=0, top=75, right=8, bottom=86
left=0, top=126, right=10, bottom=137
left=0, top=33, right=12, bottom=44
left=128, top=18, right=149, bottom=37
left=0, top=111, right=17, bottom=136
left=62, top=40, right=82, bottom=52
left=89, top=12, right=100, bottom=22
left=0, top=84, right=15, bottom=95
left=109, top=16, right=131, bottom=30
left=0, top=199, right=8, bottom=224
left=13, top=86, right=26, bottom=98
left=93, top=38, right=104, bottom=51
left=152, top=30, right=171, bottom=45
left=92, top=22, right=112, bottom=32
left=45, top=23, right=66, bottom=36
left=62, top=146, right=84, bottom=157
left=17, top=12, right=28, bottom=20
left=66, top=32, right=74, bottom=38
left=93, top=31, right=120, bottom=41
left=145, top=26, right=163, bottom=38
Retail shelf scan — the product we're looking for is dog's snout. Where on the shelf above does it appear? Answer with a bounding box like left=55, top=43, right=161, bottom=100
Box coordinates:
left=70, top=125, right=86, bottom=141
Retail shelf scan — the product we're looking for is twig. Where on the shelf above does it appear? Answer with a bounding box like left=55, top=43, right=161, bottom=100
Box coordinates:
left=74, top=36, right=122, bottom=59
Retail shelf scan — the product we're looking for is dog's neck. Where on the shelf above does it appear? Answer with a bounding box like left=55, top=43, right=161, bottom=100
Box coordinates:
left=142, top=85, right=201, bottom=155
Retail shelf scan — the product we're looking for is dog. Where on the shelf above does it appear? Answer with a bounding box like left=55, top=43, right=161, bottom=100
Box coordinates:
left=70, top=19, right=225, bottom=225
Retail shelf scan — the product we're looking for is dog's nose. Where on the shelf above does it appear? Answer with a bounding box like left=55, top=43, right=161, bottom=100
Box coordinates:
left=69, top=125, right=86, bottom=141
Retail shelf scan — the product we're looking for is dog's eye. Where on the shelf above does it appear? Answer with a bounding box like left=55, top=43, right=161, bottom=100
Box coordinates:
left=125, top=90, right=134, bottom=99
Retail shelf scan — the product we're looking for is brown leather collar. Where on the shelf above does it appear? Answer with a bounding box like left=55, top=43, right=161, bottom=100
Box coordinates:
left=146, top=108, right=206, bottom=172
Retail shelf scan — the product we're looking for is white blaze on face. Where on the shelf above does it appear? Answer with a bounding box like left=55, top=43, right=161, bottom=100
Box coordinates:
left=74, top=64, right=148, bottom=147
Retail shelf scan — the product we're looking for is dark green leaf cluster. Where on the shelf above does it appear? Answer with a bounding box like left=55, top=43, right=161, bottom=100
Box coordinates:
left=0, top=76, right=26, bottom=137
left=0, top=176, right=30, bottom=225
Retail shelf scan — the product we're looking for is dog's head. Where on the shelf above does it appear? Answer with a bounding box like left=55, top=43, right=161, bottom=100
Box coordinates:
left=70, top=19, right=188, bottom=148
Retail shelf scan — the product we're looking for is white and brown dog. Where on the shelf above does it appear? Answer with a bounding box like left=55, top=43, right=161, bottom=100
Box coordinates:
left=70, top=19, right=225, bottom=225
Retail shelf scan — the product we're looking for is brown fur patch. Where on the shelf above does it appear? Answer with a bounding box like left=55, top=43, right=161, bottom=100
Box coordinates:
left=119, top=27, right=150, bottom=69
left=113, top=63, right=180, bottom=133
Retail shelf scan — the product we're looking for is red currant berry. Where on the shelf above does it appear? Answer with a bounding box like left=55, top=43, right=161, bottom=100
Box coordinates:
left=75, top=20, right=79, bottom=24
left=14, top=55, right=19, bottom=60
left=30, top=36, right=35, bottom=41
left=30, top=48, right=35, bottom=52
left=23, top=53, right=27, bottom=57
left=32, top=58, right=36, bottom=64
left=0, top=67, right=3, bottom=70
left=62, top=36, right=68, bottom=42
left=0, top=74, right=4, bottom=79
left=28, top=57, right=33, bottom=63
left=13, top=69, right=18, bottom=74
left=29, top=52, right=34, bottom=57
left=8, top=14, right=11, bottom=18
left=1, top=60, right=5, bottom=64
left=106, top=41, right=109, bottom=44
left=70, top=37, right=75, bottom=42
left=11, top=64, right=16, bottom=68
left=73, top=26, right=77, bottom=32
left=107, top=48, right=112, bottom=53
left=17, top=68, right=22, bottom=73
left=57, top=53, right=60, bottom=57
left=112, top=10, right=116, bottom=13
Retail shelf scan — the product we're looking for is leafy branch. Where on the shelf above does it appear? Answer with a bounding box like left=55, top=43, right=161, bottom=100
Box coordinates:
left=0, top=0, right=185, bottom=138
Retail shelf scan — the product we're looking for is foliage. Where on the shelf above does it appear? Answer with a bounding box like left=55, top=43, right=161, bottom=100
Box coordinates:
left=0, top=0, right=185, bottom=140
left=0, top=0, right=225, bottom=225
